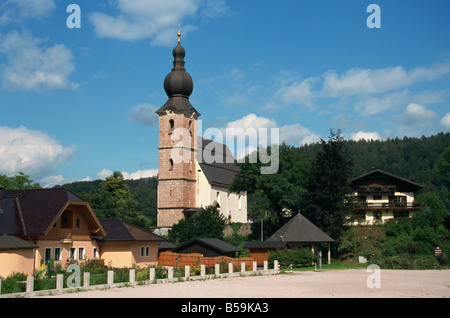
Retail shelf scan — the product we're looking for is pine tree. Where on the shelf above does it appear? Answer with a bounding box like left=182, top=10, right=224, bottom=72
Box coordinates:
left=302, top=129, right=353, bottom=239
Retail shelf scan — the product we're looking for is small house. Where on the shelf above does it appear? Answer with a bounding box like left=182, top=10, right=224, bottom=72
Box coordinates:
left=171, top=238, right=242, bottom=258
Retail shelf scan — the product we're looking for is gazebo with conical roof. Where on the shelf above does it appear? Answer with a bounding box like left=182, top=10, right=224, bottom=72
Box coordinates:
left=244, top=213, right=334, bottom=265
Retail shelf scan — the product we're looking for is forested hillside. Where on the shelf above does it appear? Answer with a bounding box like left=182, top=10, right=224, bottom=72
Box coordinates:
left=59, top=133, right=450, bottom=224
left=59, top=176, right=158, bottom=222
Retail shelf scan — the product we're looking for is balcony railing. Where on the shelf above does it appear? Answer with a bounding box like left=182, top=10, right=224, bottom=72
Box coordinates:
left=354, top=202, right=423, bottom=209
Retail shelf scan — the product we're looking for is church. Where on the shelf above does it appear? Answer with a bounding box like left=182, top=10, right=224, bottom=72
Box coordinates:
left=155, top=30, right=248, bottom=228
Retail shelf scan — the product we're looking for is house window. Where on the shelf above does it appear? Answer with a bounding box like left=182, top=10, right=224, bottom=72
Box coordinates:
left=76, top=218, right=80, bottom=228
left=70, top=247, right=76, bottom=260
left=93, top=247, right=98, bottom=259
left=78, top=247, right=85, bottom=260
left=373, top=195, right=382, bottom=201
left=54, top=247, right=62, bottom=261
left=238, top=194, right=242, bottom=210
left=141, top=246, right=150, bottom=257
left=44, top=247, right=52, bottom=264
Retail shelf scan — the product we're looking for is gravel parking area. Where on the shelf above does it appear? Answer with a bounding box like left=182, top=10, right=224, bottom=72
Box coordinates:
left=42, top=269, right=450, bottom=298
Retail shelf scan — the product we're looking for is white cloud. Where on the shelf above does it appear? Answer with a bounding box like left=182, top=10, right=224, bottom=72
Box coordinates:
left=354, top=89, right=447, bottom=116
left=122, top=169, right=158, bottom=180
left=220, top=114, right=319, bottom=160
left=267, top=61, right=450, bottom=122
left=0, top=0, right=56, bottom=25
left=322, top=62, right=450, bottom=97
left=39, top=175, right=89, bottom=188
left=350, top=131, right=382, bottom=141
left=0, top=126, right=76, bottom=180
left=440, top=113, right=450, bottom=130
left=128, top=103, right=159, bottom=126
left=90, top=0, right=229, bottom=46
left=279, top=124, right=321, bottom=146
left=96, top=168, right=114, bottom=180
left=0, top=30, right=78, bottom=91
left=96, top=168, right=158, bottom=180
left=394, top=103, right=438, bottom=136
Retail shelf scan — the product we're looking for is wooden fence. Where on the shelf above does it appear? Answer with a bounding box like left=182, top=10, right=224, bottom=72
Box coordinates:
left=158, top=251, right=254, bottom=269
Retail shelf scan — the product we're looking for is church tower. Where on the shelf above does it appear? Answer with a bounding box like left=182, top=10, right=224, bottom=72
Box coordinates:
left=155, top=29, right=200, bottom=227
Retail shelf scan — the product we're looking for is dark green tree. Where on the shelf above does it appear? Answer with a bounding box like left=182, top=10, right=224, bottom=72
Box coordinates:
left=168, top=206, right=227, bottom=244
left=230, top=143, right=310, bottom=231
left=302, top=129, right=353, bottom=239
left=0, top=172, right=42, bottom=190
left=86, top=171, right=151, bottom=228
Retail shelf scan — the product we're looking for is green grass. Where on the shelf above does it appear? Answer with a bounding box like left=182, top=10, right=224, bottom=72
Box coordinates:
left=283, top=261, right=368, bottom=272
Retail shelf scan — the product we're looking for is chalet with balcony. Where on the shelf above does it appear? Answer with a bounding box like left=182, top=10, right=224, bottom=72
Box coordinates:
left=349, top=169, right=423, bottom=225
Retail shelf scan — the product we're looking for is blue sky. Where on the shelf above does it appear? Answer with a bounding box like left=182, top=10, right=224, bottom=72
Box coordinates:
left=0, top=0, right=449, bottom=187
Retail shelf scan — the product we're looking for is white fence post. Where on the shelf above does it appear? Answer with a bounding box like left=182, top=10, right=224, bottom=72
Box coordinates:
left=168, top=267, right=174, bottom=280
left=150, top=267, right=155, bottom=282
left=215, top=263, right=220, bottom=276
left=263, top=261, right=268, bottom=272
left=56, top=274, right=64, bottom=291
left=200, top=265, right=206, bottom=278
left=83, top=272, right=90, bottom=287
left=241, top=262, right=246, bottom=273
left=129, top=269, right=135, bottom=284
left=107, top=270, right=114, bottom=286
left=185, top=266, right=190, bottom=280
left=26, top=275, right=34, bottom=293
left=274, top=260, right=279, bottom=272
left=252, top=261, right=257, bottom=272
left=228, top=263, right=233, bottom=275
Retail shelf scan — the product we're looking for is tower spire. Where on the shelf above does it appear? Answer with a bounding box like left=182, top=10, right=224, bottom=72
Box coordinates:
left=178, top=24, right=181, bottom=43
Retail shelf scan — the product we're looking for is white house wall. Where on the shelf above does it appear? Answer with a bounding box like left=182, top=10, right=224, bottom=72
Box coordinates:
left=196, top=163, right=248, bottom=223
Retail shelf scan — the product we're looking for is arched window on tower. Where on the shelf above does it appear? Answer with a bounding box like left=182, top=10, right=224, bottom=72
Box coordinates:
left=169, top=119, right=174, bottom=135
left=169, top=159, right=173, bottom=171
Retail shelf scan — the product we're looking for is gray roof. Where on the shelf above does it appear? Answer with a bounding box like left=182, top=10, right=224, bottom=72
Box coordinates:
left=350, top=168, right=423, bottom=192
left=99, top=220, right=165, bottom=242
left=197, top=138, right=240, bottom=188
left=173, top=238, right=242, bottom=253
left=267, top=213, right=334, bottom=243
left=0, top=234, right=38, bottom=250
left=242, top=241, right=287, bottom=249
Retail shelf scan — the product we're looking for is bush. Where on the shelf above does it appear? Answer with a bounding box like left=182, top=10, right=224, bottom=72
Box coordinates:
left=411, top=255, right=441, bottom=270
left=268, top=247, right=315, bottom=266
left=0, top=272, right=27, bottom=294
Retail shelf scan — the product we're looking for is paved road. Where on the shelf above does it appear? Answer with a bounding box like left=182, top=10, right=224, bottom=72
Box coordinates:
left=42, top=269, right=450, bottom=298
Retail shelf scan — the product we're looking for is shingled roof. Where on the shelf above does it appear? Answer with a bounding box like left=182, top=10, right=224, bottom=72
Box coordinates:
left=197, top=138, right=240, bottom=188
left=350, top=168, right=423, bottom=192
left=266, top=213, right=334, bottom=243
left=0, top=188, right=104, bottom=236
left=99, top=219, right=165, bottom=242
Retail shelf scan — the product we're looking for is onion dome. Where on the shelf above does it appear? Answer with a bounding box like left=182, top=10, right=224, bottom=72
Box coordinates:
left=156, top=27, right=199, bottom=116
